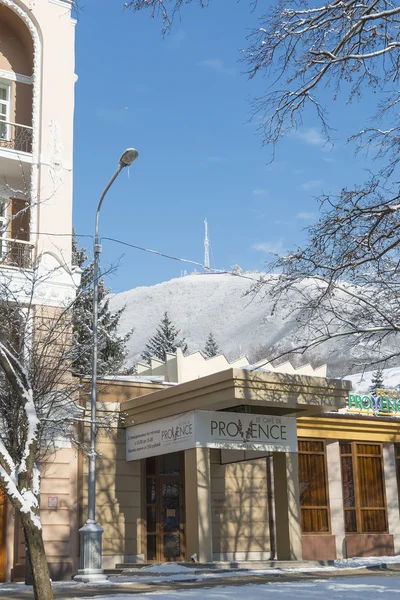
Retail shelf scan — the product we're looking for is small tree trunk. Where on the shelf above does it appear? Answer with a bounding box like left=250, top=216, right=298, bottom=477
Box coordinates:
left=21, top=515, right=54, bottom=600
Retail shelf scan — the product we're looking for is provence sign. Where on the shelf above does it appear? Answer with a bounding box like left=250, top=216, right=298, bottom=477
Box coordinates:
left=348, top=390, right=400, bottom=417
left=126, top=410, right=297, bottom=461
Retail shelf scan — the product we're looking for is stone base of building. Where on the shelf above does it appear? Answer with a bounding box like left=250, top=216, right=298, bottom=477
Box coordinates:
left=302, top=535, right=337, bottom=561
left=212, top=552, right=272, bottom=561
left=345, top=534, right=394, bottom=558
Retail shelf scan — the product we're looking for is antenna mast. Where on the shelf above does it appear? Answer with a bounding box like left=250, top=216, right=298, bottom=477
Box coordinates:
left=204, top=218, right=210, bottom=273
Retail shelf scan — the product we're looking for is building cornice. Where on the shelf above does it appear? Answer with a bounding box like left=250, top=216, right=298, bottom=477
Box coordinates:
left=298, top=414, right=400, bottom=442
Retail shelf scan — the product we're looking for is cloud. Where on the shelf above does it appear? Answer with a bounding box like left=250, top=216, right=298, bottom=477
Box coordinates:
left=197, top=59, right=235, bottom=74
left=296, top=127, right=325, bottom=147
left=296, top=211, right=317, bottom=220
left=322, top=156, right=336, bottom=163
left=299, top=180, right=323, bottom=191
left=252, top=239, right=285, bottom=255
left=252, top=188, right=268, bottom=196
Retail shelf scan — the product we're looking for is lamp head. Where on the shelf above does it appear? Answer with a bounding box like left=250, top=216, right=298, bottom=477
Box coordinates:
left=119, top=148, right=139, bottom=167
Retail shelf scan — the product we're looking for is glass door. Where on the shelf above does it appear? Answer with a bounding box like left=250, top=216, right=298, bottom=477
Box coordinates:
left=145, top=452, right=185, bottom=561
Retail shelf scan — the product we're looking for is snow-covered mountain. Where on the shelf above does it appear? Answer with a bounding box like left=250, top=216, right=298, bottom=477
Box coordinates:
left=346, top=366, right=400, bottom=393
left=109, top=272, right=397, bottom=377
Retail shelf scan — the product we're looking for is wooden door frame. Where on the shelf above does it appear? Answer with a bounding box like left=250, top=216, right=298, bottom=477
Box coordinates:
left=142, top=452, right=186, bottom=562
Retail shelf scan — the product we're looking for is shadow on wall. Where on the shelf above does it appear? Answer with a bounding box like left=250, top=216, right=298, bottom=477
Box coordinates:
left=210, top=451, right=271, bottom=561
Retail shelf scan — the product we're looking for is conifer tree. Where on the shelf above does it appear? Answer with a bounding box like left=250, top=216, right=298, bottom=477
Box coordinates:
left=72, top=231, right=132, bottom=376
left=142, top=311, right=187, bottom=363
left=203, top=332, right=220, bottom=358
left=369, top=368, right=385, bottom=396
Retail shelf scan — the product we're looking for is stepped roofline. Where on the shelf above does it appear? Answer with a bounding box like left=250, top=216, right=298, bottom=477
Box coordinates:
left=135, top=347, right=327, bottom=383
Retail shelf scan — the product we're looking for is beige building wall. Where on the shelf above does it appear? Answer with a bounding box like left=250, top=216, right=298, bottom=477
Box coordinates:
left=210, top=450, right=271, bottom=561
left=80, top=416, right=143, bottom=569
left=8, top=448, right=78, bottom=582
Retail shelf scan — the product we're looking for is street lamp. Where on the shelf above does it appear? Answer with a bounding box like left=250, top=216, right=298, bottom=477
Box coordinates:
left=76, top=148, right=139, bottom=582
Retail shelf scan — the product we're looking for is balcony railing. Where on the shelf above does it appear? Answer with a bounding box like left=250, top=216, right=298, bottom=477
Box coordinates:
left=0, top=121, right=33, bottom=154
left=0, top=238, right=34, bottom=269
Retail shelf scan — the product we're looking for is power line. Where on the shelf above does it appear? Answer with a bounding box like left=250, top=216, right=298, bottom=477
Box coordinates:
left=101, top=236, right=260, bottom=282
left=25, top=231, right=261, bottom=283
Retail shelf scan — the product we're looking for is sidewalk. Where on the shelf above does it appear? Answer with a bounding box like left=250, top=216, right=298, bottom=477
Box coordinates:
left=0, top=563, right=399, bottom=600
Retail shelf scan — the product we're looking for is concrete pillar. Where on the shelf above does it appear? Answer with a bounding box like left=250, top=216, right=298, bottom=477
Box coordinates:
left=383, top=443, right=400, bottom=554
left=273, top=451, right=302, bottom=560
left=326, top=440, right=346, bottom=558
left=184, top=447, right=213, bottom=563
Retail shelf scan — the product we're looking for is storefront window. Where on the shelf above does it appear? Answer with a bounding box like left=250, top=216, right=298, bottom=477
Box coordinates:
left=340, top=442, right=387, bottom=533
left=298, top=439, right=330, bottom=533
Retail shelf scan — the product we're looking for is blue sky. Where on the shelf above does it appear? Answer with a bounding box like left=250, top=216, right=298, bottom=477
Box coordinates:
left=73, top=0, right=374, bottom=292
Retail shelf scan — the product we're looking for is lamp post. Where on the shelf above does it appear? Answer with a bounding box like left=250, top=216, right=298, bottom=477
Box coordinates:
left=76, top=148, right=139, bottom=582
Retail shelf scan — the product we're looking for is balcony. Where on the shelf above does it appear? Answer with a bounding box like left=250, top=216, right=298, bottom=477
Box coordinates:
left=0, top=121, right=33, bottom=155
left=0, top=238, right=34, bottom=269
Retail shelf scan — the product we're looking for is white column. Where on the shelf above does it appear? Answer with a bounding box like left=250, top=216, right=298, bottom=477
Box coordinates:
left=383, top=443, right=400, bottom=554
left=326, top=440, right=346, bottom=558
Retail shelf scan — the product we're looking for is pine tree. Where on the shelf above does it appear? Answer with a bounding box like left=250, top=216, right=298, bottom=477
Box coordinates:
left=141, top=312, right=187, bottom=363
left=72, top=230, right=133, bottom=376
left=203, top=332, right=220, bottom=358
left=369, top=368, right=385, bottom=396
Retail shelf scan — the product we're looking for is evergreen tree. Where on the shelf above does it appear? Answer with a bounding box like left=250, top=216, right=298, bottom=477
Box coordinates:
left=369, top=368, right=385, bottom=396
left=72, top=230, right=132, bottom=376
left=203, top=332, right=220, bottom=358
left=142, top=312, right=187, bottom=363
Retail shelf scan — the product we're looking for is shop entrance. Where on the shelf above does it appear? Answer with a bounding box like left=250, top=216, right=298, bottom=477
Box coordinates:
left=144, top=452, right=186, bottom=561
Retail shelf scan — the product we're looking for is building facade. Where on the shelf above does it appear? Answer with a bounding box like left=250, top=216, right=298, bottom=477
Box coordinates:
left=0, top=357, right=399, bottom=580
left=0, top=0, right=79, bottom=583
left=0, top=0, right=79, bottom=301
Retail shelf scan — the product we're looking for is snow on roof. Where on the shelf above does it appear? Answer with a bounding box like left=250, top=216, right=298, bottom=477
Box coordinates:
left=99, top=375, right=175, bottom=386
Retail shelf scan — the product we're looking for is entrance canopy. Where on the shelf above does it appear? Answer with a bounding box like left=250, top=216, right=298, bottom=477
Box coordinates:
left=122, top=367, right=351, bottom=429
left=126, top=410, right=297, bottom=461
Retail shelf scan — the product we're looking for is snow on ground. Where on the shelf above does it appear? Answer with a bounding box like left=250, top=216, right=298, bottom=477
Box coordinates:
left=57, top=578, right=400, bottom=600
left=1, top=556, right=399, bottom=596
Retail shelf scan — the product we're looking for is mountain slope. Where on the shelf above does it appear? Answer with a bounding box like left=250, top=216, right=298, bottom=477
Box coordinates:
left=109, top=272, right=389, bottom=376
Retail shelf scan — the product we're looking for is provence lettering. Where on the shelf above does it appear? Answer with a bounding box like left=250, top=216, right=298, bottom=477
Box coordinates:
left=210, top=420, right=287, bottom=441
left=348, top=393, right=400, bottom=415
left=161, top=423, right=193, bottom=441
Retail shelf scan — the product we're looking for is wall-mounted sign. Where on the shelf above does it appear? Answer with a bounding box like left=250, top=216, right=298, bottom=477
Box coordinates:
left=48, top=496, right=58, bottom=509
left=126, top=410, right=297, bottom=461
left=348, top=392, right=400, bottom=417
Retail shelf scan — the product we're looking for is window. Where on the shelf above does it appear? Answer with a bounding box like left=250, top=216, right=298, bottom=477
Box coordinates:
left=298, top=439, right=330, bottom=533
left=0, top=84, right=11, bottom=140
left=340, top=442, right=387, bottom=533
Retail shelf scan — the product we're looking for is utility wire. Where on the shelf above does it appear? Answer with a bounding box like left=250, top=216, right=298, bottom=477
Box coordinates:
left=25, top=231, right=262, bottom=283
left=101, top=236, right=260, bottom=282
